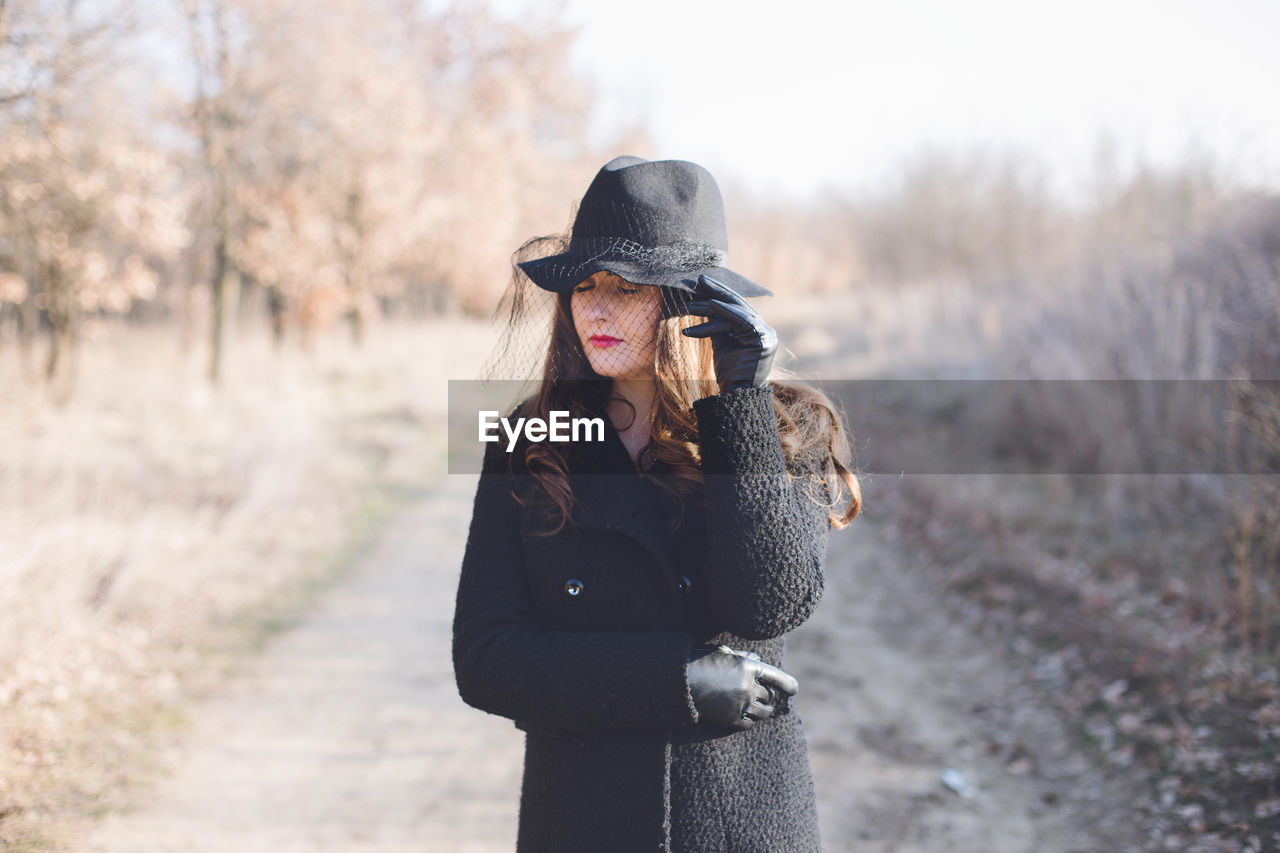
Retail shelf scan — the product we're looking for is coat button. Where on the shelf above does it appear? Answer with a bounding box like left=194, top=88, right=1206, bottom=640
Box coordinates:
left=676, top=575, right=692, bottom=594
left=564, top=579, right=584, bottom=597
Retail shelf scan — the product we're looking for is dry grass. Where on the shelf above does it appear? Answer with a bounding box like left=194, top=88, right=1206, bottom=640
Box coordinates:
left=836, top=195, right=1280, bottom=849
left=763, top=185, right=1280, bottom=848
left=767, top=278, right=1006, bottom=380
left=0, top=314, right=495, bottom=849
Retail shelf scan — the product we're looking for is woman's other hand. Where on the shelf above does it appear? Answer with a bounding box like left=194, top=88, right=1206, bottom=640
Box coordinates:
left=680, top=275, right=778, bottom=392
left=687, top=646, right=799, bottom=731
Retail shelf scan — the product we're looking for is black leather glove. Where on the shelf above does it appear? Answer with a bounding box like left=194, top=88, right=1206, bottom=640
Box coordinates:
left=687, top=645, right=799, bottom=731
left=680, top=275, right=778, bottom=392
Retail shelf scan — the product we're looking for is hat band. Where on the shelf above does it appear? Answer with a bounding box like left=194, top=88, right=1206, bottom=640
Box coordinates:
left=567, top=237, right=728, bottom=271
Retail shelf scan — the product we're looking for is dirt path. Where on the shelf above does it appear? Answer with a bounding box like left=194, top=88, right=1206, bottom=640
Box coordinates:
left=790, top=483, right=1135, bottom=852
left=81, top=475, right=522, bottom=853
left=78, top=473, right=1129, bottom=852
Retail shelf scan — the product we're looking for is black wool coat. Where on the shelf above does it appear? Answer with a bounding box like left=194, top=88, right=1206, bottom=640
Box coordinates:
left=452, top=385, right=833, bottom=853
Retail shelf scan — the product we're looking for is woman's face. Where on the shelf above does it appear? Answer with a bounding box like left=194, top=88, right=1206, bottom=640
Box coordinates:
left=570, top=271, right=662, bottom=380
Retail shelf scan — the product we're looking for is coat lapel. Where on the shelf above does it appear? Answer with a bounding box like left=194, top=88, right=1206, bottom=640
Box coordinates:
left=565, top=422, right=680, bottom=580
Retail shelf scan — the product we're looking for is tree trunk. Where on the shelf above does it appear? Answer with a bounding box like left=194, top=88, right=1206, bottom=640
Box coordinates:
left=268, top=285, right=286, bottom=349
left=209, top=232, right=226, bottom=383
left=17, top=290, right=36, bottom=381
left=194, top=0, right=239, bottom=387
left=208, top=234, right=240, bottom=385
left=179, top=241, right=200, bottom=362
left=44, top=267, right=79, bottom=396
left=347, top=300, right=365, bottom=347
left=342, top=190, right=366, bottom=348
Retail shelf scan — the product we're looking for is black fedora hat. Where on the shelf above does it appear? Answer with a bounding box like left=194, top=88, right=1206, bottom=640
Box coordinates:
left=517, top=155, right=771, bottom=297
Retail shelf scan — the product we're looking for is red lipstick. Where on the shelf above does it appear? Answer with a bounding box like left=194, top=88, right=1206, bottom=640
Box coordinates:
left=589, top=334, right=622, bottom=348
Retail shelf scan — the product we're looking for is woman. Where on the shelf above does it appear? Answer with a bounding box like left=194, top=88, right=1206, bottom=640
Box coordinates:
left=453, top=156, right=860, bottom=852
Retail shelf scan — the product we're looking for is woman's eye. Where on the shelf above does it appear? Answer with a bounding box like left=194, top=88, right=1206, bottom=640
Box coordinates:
left=573, top=284, right=594, bottom=293
left=620, top=288, right=640, bottom=295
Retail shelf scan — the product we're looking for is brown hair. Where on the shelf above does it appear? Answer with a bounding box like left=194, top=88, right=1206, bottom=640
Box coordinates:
left=512, top=274, right=861, bottom=536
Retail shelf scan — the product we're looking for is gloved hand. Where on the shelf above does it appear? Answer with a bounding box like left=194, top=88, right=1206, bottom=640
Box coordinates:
left=680, top=275, right=778, bottom=392
left=687, top=645, right=799, bottom=731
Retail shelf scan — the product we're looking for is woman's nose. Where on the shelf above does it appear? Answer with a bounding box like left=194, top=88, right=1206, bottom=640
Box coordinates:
left=582, top=291, right=611, bottom=319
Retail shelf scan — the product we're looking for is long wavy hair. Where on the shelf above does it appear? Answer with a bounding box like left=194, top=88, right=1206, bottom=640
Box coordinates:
left=511, top=272, right=861, bottom=537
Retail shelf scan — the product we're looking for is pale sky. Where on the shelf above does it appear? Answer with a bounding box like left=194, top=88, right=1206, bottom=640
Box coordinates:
left=502, top=0, right=1280, bottom=200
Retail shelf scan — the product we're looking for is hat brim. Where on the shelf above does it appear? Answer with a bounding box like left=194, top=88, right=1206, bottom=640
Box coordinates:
left=516, top=253, right=772, bottom=298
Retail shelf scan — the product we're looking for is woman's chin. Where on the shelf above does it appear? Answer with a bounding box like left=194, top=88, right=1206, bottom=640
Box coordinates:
left=587, top=362, right=633, bottom=380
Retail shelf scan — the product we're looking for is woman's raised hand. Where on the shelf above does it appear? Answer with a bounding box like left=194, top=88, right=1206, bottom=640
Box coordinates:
left=687, top=645, right=799, bottom=731
left=680, top=275, right=778, bottom=392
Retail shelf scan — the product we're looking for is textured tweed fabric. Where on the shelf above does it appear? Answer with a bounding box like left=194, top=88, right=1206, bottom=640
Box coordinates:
left=452, top=385, right=831, bottom=852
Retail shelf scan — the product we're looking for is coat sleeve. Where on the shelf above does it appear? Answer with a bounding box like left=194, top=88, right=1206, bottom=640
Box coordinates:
left=452, top=438, right=701, bottom=733
left=692, top=385, right=832, bottom=640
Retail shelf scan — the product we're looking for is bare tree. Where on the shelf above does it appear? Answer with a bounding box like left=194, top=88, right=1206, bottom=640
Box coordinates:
left=179, top=0, right=251, bottom=383
left=0, top=0, right=184, bottom=392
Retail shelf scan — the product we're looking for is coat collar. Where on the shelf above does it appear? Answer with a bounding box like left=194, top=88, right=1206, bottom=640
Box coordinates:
left=563, top=420, right=682, bottom=579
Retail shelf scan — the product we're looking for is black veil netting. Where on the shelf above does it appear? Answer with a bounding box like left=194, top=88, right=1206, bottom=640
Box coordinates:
left=478, top=233, right=563, bottom=388
left=477, top=229, right=712, bottom=410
